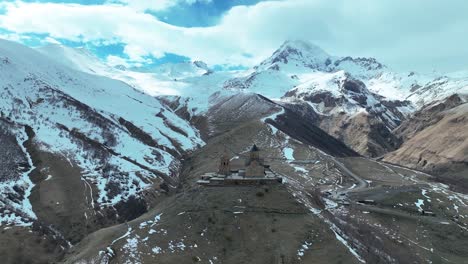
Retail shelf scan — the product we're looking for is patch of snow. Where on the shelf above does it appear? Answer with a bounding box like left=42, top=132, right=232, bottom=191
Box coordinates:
left=151, top=246, right=162, bottom=254
left=323, top=198, right=339, bottom=210
left=421, top=189, right=431, bottom=202
left=297, top=241, right=312, bottom=258
left=261, top=107, right=285, bottom=123
left=0, top=127, right=37, bottom=226
left=293, top=166, right=308, bottom=173
left=283, top=147, right=294, bottom=161
left=415, top=199, right=424, bottom=212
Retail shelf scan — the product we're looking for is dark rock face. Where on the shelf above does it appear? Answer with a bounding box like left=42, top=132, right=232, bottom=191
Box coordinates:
left=366, top=120, right=403, bottom=156
left=271, top=46, right=298, bottom=64
left=0, top=120, right=28, bottom=183
left=113, top=195, right=148, bottom=222
left=223, top=76, right=250, bottom=90
left=269, top=108, right=360, bottom=158
left=334, top=56, right=384, bottom=71
left=303, top=92, right=340, bottom=108
left=269, top=64, right=280, bottom=71
left=341, top=79, right=365, bottom=94
left=280, top=101, right=320, bottom=122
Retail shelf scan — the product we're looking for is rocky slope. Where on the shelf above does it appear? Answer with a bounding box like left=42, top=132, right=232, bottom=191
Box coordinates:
left=384, top=94, right=468, bottom=190
left=0, top=38, right=203, bottom=260
left=61, top=90, right=468, bottom=264
left=219, top=41, right=419, bottom=157
left=281, top=71, right=412, bottom=157
left=221, top=40, right=468, bottom=160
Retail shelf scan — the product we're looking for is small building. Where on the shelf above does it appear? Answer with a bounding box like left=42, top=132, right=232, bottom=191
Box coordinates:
left=198, top=144, right=282, bottom=186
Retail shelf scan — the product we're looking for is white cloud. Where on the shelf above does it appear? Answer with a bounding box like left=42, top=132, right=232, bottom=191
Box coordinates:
left=0, top=31, right=30, bottom=43
left=106, top=55, right=130, bottom=67
left=0, top=0, right=467, bottom=72
left=107, top=0, right=213, bottom=12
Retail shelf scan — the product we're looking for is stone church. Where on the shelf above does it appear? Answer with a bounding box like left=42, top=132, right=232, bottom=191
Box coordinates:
left=245, top=144, right=266, bottom=177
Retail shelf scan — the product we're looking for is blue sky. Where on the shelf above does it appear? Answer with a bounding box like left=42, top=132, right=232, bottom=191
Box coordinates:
left=12, top=0, right=265, bottom=27
left=0, top=0, right=467, bottom=72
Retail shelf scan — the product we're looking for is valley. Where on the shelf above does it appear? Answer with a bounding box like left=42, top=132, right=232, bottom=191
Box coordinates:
left=0, top=38, right=467, bottom=264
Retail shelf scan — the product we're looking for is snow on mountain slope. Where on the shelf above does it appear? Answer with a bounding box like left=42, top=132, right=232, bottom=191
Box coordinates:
left=223, top=68, right=299, bottom=99
left=224, top=40, right=468, bottom=111
left=284, top=71, right=412, bottom=122
left=220, top=39, right=465, bottom=155
left=255, top=40, right=332, bottom=73
left=281, top=71, right=413, bottom=156
left=364, top=69, right=468, bottom=108
left=38, top=40, right=468, bottom=115
left=35, top=40, right=421, bottom=157
left=142, top=60, right=212, bottom=79
left=406, top=75, right=468, bottom=107
left=37, top=44, right=184, bottom=95
left=0, top=121, right=36, bottom=226
left=223, top=40, right=388, bottom=99
left=37, top=44, right=241, bottom=116
left=37, top=44, right=115, bottom=75
left=38, top=39, right=467, bottom=121
left=0, top=39, right=203, bottom=226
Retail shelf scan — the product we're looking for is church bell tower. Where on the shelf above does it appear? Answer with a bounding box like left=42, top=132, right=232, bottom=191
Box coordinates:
left=218, top=149, right=231, bottom=176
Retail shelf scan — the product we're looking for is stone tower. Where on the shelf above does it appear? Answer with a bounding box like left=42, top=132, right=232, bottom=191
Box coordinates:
left=218, top=149, right=231, bottom=176
left=247, top=144, right=260, bottom=165
left=245, top=144, right=265, bottom=177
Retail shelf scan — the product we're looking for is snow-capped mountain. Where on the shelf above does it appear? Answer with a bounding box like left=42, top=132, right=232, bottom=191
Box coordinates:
left=214, top=40, right=412, bottom=155
left=255, top=40, right=332, bottom=72
left=365, top=70, right=468, bottom=106
left=37, top=44, right=241, bottom=116
left=406, top=74, right=468, bottom=107
left=38, top=40, right=468, bottom=113
left=223, top=40, right=386, bottom=98
left=280, top=70, right=412, bottom=156
left=283, top=70, right=411, bottom=120
left=0, top=39, right=203, bottom=228
left=224, top=40, right=467, bottom=108
left=33, top=39, right=468, bottom=157
left=1, top=38, right=468, bottom=264
left=141, top=60, right=212, bottom=79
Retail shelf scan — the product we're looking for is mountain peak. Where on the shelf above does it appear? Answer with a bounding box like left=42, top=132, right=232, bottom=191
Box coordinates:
left=280, top=39, right=329, bottom=56
left=256, top=39, right=331, bottom=72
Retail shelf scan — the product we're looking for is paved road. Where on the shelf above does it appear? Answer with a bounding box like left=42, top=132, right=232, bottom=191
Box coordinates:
left=289, top=157, right=368, bottom=193
left=330, top=158, right=368, bottom=193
